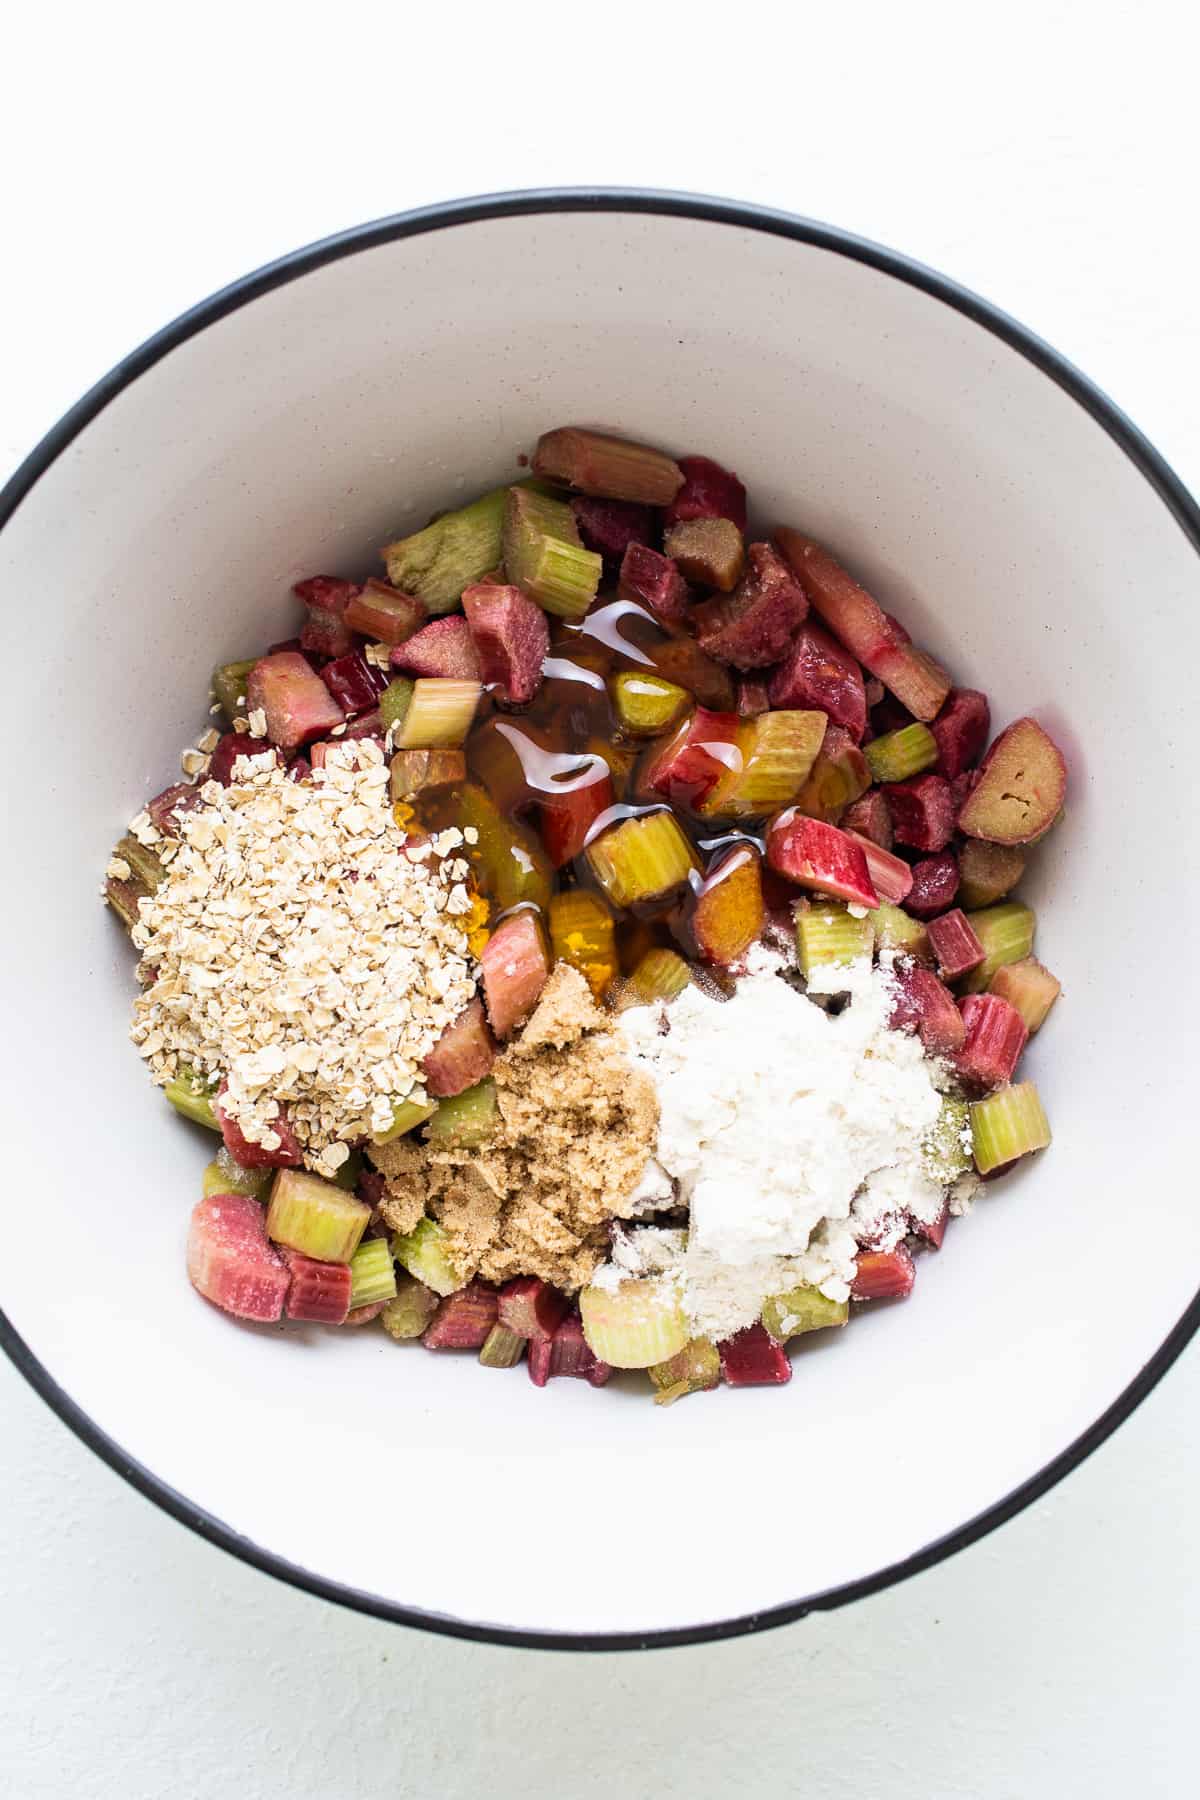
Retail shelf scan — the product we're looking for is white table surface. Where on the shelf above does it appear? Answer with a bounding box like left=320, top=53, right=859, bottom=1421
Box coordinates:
left=3, top=5, right=1197, bottom=1794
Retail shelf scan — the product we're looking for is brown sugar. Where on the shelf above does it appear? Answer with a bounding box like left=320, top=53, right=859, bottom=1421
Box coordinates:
left=369, top=964, right=658, bottom=1290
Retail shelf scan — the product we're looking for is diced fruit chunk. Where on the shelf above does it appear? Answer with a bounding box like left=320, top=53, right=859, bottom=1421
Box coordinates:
left=165, top=1066, right=220, bottom=1130
left=479, top=1324, right=526, bottom=1368
left=388, top=747, right=466, bottom=798
left=296, top=576, right=356, bottom=659
left=647, top=1337, right=722, bottom=1405
left=461, top=583, right=549, bottom=705
left=703, top=710, right=828, bottom=818
left=390, top=1217, right=463, bottom=1297
left=888, top=964, right=966, bottom=1054
left=931, top=688, right=990, bottom=778
left=532, top=427, right=684, bottom=505
left=618, top=542, right=690, bottom=624
left=642, top=707, right=742, bottom=809
left=320, top=649, right=386, bottom=717
left=382, top=484, right=509, bottom=614
left=498, top=1277, right=571, bottom=1342
left=961, top=902, right=1036, bottom=992
left=423, top=1280, right=500, bottom=1350
left=989, top=957, right=1061, bottom=1034
left=216, top=1094, right=302, bottom=1169
left=347, top=1238, right=398, bottom=1311
left=869, top=901, right=930, bottom=960
left=570, top=497, right=653, bottom=565
left=629, top=947, right=691, bottom=1003
left=370, top=1093, right=438, bottom=1145
left=664, top=454, right=747, bottom=531
left=761, top=1285, right=849, bottom=1341
left=381, top=1275, right=440, bottom=1340
left=852, top=1245, right=916, bottom=1300
left=248, top=650, right=345, bottom=752
left=957, top=718, right=1067, bottom=844
left=842, top=789, right=893, bottom=848
left=610, top=671, right=690, bottom=737
left=970, top=1081, right=1051, bottom=1174
left=791, top=725, right=871, bottom=823
left=283, top=1249, right=352, bottom=1324
left=211, top=657, right=257, bottom=721
left=390, top=616, right=482, bottom=682
left=422, top=782, right=553, bottom=913
left=906, top=852, right=959, bottom=918
left=586, top=809, right=698, bottom=908
left=266, top=1169, right=370, bottom=1263
left=344, top=577, right=426, bottom=644
left=768, top=622, right=868, bottom=742
left=865, top=722, right=938, bottom=783
left=886, top=774, right=957, bottom=851
left=202, top=1145, right=272, bottom=1200
left=922, top=1097, right=973, bottom=1184
left=663, top=517, right=745, bottom=592
left=147, top=783, right=204, bottom=837
left=956, top=993, right=1028, bottom=1092
left=395, top=678, right=481, bottom=748
left=549, top=889, right=617, bottom=1000
left=502, top=487, right=602, bottom=620
left=691, top=846, right=764, bottom=966
left=847, top=834, right=913, bottom=905
left=719, top=1323, right=792, bottom=1386
left=766, top=814, right=879, bottom=908
left=425, top=1078, right=499, bottom=1146
left=692, top=542, right=809, bottom=670
left=187, top=1193, right=289, bottom=1322
left=927, top=908, right=986, bottom=980
left=957, top=839, right=1026, bottom=909
left=527, top=1314, right=612, bottom=1386
left=481, top=911, right=552, bottom=1038
left=207, top=732, right=277, bottom=786
left=579, top=1278, right=690, bottom=1368
left=645, top=633, right=736, bottom=711
left=537, top=762, right=614, bottom=867
left=421, top=998, right=496, bottom=1099
left=795, top=900, right=874, bottom=978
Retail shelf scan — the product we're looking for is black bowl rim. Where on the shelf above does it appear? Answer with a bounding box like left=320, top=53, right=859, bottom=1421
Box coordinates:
left=3, top=186, right=1198, bottom=1654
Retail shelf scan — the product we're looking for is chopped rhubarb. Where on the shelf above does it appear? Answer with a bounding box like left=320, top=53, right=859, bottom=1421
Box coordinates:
left=957, top=717, right=1067, bottom=845
left=309, top=724, right=384, bottom=767
left=537, top=764, right=614, bottom=866
left=382, top=485, right=509, bottom=614
left=642, top=707, right=742, bottom=809
left=702, top=709, right=828, bottom=818
left=852, top=1245, right=916, bottom=1300
left=691, top=845, right=764, bottom=966
left=957, top=838, right=1026, bottom=909
left=911, top=1202, right=950, bottom=1250
left=347, top=1238, right=398, bottom=1310
left=792, top=724, right=871, bottom=823
left=664, top=454, right=748, bottom=532
left=481, top=911, right=552, bottom=1038
left=842, top=789, right=893, bottom=849
left=885, top=774, right=957, bottom=852
left=923, top=1097, right=972, bottom=1185
left=570, top=496, right=653, bottom=566
left=931, top=688, right=990, bottom=778
left=187, top=1193, right=289, bottom=1322
left=970, top=1081, right=1051, bottom=1174
left=390, top=615, right=482, bottom=683
left=422, top=1280, right=500, bottom=1350
left=692, top=542, right=809, bottom=670
left=795, top=900, right=874, bottom=978
left=247, top=650, right=345, bottom=753
left=207, top=731, right=279, bottom=786
left=211, top=656, right=257, bottom=721
left=888, top=964, right=966, bottom=1055
left=381, top=1275, right=440, bottom=1340
left=295, top=575, right=357, bottom=660
left=618, top=542, right=690, bottom=624
left=320, top=649, right=386, bottom=716
left=395, top=679, right=481, bottom=749
left=736, top=677, right=770, bottom=717
left=718, top=1322, right=792, bottom=1386
left=906, top=852, right=960, bottom=918
left=425, top=1079, right=498, bottom=1146
left=761, top=1286, right=848, bottom=1341
left=956, top=993, right=1028, bottom=1092
left=532, top=427, right=684, bottom=505
left=389, top=748, right=467, bottom=798
left=629, top=946, right=691, bottom=1003
left=580, top=1279, right=689, bottom=1368
left=391, top=1218, right=463, bottom=1297
left=549, top=889, right=617, bottom=1000
left=216, top=1092, right=302, bottom=1170
left=663, top=517, right=745, bottom=592
left=498, top=1276, right=571, bottom=1342
left=344, top=577, right=426, bottom=645
left=870, top=901, right=931, bottom=961
left=847, top=833, right=914, bottom=905
left=283, top=1248, right=352, bottom=1325
left=461, top=582, right=549, bottom=706
left=646, top=634, right=736, bottom=710
left=648, top=1338, right=722, bottom=1405
left=610, top=671, right=690, bottom=738
left=147, top=782, right=204, bottom=836
left=503, top=487, right=603, bottom=619
left=266, top=1169, right=371, bottom=1264
left=528, top=1313, right=613, bottom=1386
left=961, top=901, right=1036, bottom=992
left=768, top=622, right=868, bottom=742
left=586, top=809, right=699, bottom=908
left=864, top=722, right=938, bottom=784
left=927, top=908, right=986, bottom=980
left=989, top=957, right=1061, bottom=1034
left=766, top=813, right=879, bottom=908
left=421, top=997, right=496, bottom=1098
left=479, top=1324, right=526, bottom=1368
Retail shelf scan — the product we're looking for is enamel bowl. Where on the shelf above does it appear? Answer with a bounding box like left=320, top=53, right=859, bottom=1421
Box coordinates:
left=3, top=190, right=1197, bottom=1649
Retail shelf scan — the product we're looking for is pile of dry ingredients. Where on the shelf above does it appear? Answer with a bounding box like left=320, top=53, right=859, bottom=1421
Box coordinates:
left=128, top=741, right=476, bottom=1178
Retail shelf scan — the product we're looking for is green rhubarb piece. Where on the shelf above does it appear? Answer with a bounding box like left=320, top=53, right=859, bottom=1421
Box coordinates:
left=381, top=484, right=511, bottom=614
left=106, top=832, right=166, bottom=931
left=379, top=677, right=414, bottom=732
left=380, top=1273, right=440, bottom=1340
left=609, top=671, right=690, bottom=737
left=647, top=1337, right=720, bottom=1404
left=864, top=722, right=938, bottom=783
left=396, top=678, right=481, bottom=749
left=761, top=1285, right=849, bottom=1342
left=502, top=486, right=602, bottom=619
left=202, top=1145, right=272, bottom=1199
left=922, top=1097, right=973, bottom=1184
left=211, top=657, right=257, bottom=721
left=869, top=900, right=931, bottom=960
left=795, top=901, right=874, bottom=977
left=370, top=1094, right=438, bottom=1145
left=961, top=902, right=1036, bottom=992
left=957, top=839, right=1026, bottom=909
left=479, top=1323, right=526, bottom=1369
left=424, top=781, right=553, bottom=913
left=707, top=710, right=828, bottom=818
left=585, top=810, right=699, bottom=909
left=579, top=1277, right=690, bottom=1369
left=989, top=957, right=1061, bottom=1034
left=390, top=1217, right=463, bottom=1297
left=629, top=946, right=691, bottom=1004
left=424, top=1078, right=497, bottom=1147
left=164, top=1064, right=220, bottom=1131
left=970, top=1081, right=1051, bottom=1174
left=266, top=1168, right=371, bottom=1263
left=348, top=1237, right=398, bottom=1310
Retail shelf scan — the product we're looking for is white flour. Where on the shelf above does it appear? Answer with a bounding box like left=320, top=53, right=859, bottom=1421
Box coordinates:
left=605, top=947, right=947, bottom=1339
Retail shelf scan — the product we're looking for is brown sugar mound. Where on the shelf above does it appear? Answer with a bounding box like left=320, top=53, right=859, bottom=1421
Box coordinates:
left=370, top=964, right=658, bottom=1290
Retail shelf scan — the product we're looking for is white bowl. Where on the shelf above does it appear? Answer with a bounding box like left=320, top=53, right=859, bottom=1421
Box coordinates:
left=3, top=190, right=1198, bottom=1649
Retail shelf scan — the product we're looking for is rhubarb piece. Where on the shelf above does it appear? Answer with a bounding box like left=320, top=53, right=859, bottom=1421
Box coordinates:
left=663, top=517, right=745, bottom=592
left=378, top=678, right=415, bottom=735
left=692, top=542, right=808, bottom=670
left=865, top=722, right=938, bottom=783
left=792, top=725, right=871, bottom=823
left=794, top=900, right=874, bottom=978
left=421, top=998, right=496, bottom=1099
left=215, top=1093, right=302, bottom=1170
left=502, top=486, right=602, bottom=620
left=848, top=834, right=914, bottom=905
left=629, top=946, right=691, bottom=1004
left=247, top=650, right=345, bottom=753
left=395, top=678, right=481, bottom=748
left=388, top=747, right=466, bottom=798
left=310, top=723, right=384, bottom=769
left=737, top=677, right=769, bottom=717
left=391, top=1217, right=463, bottom=1297
left=646, top=634, right=736, bottom=710
left=423, top=782, right=553, bottom=913
left=390, top=616, right=482, bottom=683
left=549, top=889, right=617, bottom=1000
left=287, top=757, right=311, bottom=783
left=147, top=782, right=204, bottom=837
left=761, top=1285, right=849, bottom=1342
left=719, top=1323, right=792, bottom=1386
left=618, top=542, right=691, bottom=624
left=422, top=1280, right=499, bottom=1351
left=869, top=901, right=930, bottom=960
left=922, top=1097, right=973, bottom=1184
left=382, top=484, right=510, bottom=614
left=775, top=529, right=952, bottom=719
left=187, top=1193, right=289, bottom=1322
left=320, top=649, right=385, bottom=716
left=842, top=790, right=893, bottom=849
left=283, top=1248, right=353, bottom=1324
left=647, top=1338, right=721, bottom=1405
left=370, top=1093, right=438, bottom=1145
left=957, top=839, right=1027, bottom=909
left=461, top=582, right=549, bottom=705
left=852, top=1245, right=916, bottom=1300
left=201, top=1146, right=272, bottom=1200
left=527, top=1314, right=613, bottom=1386
left=106, top=832, right=162, bottom=902
left=957, top=717, right=1067, bottom=844
left=586, top=809, right=699, bottom=908
left=481, top=913, right=552, bottom=1038
left=703, top=710, right=828, bottom=818
left=532, top=426, right=684, bottom=505
left=579, top=1278, right=690, bottom=1368
left=906, top=852, right=960, bottom=918
left=664, top=454, right=747, bottom=531
left=537, top=763, right=615, bottom=866
left=927, top=908, right=985, bottom=980
left=343, top=1301, right=386, bottom=1326
left=768, top=622, right=868, bottom=742
left=989, top=957, right=1061, bottom=1034
left=888, top=964, right=966, bottom=1055
left=610, top=671, right=690, bottom=737
left=347, top=1237, right=398, bottom=1311
left=479, top=1323, right=526, bottom=1368
left=766, top=813, right=878, bottom=908
left=207, top=732, right=278, bottom=786
left=425, top=1077, right=498, bottom=1146
left=691, top=846, right=764, bottom=966
left=211, top=657, right=257, bottom=721
left=931, top=688, right=990, bottom=778
left=960, top=902, right=1036, bottom=992
left=344, top=578, right=426, bottom=645
left=165, top=1066, right=220, bottom=1130
left=380, top=1274, right=440, bottom=1340
left=885, top=774, right=956, bottom=852
left=970, top=1081, right=1051, bottom=1174
left=266, top=1168, right=370, bottom=1263
left=498, top=1276, right=571, bottom=1342
left=956, top=993, right=1029, bottom=1092
left=642, top=707, right=742, bottom=809
left=295, top=576, right=358, bottom=660
left=570, top=496, right=653, bottom=566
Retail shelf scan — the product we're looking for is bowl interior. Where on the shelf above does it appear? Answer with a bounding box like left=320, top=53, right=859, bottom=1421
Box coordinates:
left=3, top=202, right=1198, bottom=1641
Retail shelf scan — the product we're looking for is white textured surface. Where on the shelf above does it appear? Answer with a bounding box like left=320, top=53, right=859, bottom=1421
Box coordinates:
left=3, top=2, right=1198, bottom=1793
